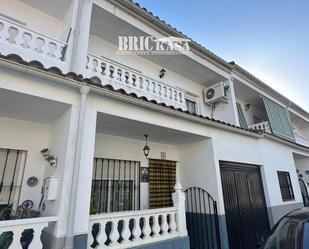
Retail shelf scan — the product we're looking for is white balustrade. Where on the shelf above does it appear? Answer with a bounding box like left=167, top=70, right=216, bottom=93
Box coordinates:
left=248, top=121, right=271, bottom=133
left=0, top=216, right=57, bottom=249
left=88, top=207, right=181, bottom=248
left=85, top=53, right=187, bottom=110
left=0, top=16, right=67, bottom=71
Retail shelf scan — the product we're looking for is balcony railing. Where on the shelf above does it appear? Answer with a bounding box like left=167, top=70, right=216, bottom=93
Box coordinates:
left=0, top=216, right=57, bottom=248
left=85, top=53, right=187, bottom=110
left=0, top=16, right=67, bottom=71
left=248, top=121, right=271, bottom=133
left=88, top=207, right=180, bottom=248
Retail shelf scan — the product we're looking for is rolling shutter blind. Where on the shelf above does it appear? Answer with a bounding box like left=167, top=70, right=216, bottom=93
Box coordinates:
left=262, top=97, right=295, bottom=141
left=236, top=103, right=247, bottom=128
left=149, top=159, right=176, bottom=208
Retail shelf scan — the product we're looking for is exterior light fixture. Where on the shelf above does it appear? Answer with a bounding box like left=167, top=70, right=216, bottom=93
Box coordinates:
left=143, top=134, right=150, bottom=158
left=159, top=68, right=166, bottom=78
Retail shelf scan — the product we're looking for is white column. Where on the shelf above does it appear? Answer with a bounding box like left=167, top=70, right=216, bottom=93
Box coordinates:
left=172, top=163, right=188, bottom=236
left=64, top=86, right=97, bottom=249
left=228, top=77, right=240, bottom=126
left=67, top=0, right=93, bottom=74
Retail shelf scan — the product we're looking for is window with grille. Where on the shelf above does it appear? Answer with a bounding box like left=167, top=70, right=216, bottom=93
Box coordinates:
left=0, top=148, right=26, bottom=210
left=185, top=99, right=197, bottom=114
left=277, top=171, right=295, bottom=201
left=90, top=158, right=140, bottom=214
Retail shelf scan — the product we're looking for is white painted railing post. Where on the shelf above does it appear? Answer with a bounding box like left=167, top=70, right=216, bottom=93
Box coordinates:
left=172, top=163, right=187, bottom=237
left=172, top=187, right=187, bottom=236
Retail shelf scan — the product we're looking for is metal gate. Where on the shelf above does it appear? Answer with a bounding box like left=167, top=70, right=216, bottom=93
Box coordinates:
left=184, top=187, right=221, bottom=249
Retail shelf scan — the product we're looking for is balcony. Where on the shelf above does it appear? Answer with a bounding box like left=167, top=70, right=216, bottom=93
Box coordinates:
left=248, top=121, right=271, bottom=133
left=0, top=16, right=67, bottom=71
left=85, top=53, right=187, bottom=110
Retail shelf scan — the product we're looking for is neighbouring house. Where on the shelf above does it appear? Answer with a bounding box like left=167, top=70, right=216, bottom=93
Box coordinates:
left=0, top=1, right=309, bottom=249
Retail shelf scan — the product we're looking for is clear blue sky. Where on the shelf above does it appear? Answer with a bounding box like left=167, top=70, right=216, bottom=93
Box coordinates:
left=135, top=0, right=309, bottom=111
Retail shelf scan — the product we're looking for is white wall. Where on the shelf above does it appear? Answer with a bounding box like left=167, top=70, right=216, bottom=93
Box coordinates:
left=0, top=117, right=49, bottom=208
left=43, top=108, right=71, bottom=215
left=0, top=0, right=63, bottom=39
left=179, top=138, right=219, bottom=200
left=259, top=139, right=303, bottom=207
left=94, top=133, right=180, bottom=210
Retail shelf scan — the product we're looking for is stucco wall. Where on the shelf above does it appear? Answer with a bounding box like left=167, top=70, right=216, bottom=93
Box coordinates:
left=0, top=117, right=49, bottom=207
left=0, top=0, right=63, bottom=39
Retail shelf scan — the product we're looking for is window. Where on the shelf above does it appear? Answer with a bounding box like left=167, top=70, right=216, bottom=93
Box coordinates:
left=0, top=148, right=26, bottom=211
left=185, top=98, right=197, bottom=114
left=90, top=158, right=140, bottom=214
left=277, top=171, right=295, bottom=201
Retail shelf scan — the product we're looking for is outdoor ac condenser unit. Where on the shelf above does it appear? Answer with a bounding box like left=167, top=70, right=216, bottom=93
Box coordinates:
left=204, top=82, right=228, bottom=105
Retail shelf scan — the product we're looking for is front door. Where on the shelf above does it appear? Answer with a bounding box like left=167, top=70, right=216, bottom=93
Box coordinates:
left=220, top=162, right=270, bottom=249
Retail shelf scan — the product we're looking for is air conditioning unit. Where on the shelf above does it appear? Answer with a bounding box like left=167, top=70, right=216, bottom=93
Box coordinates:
left=204, top=82, right=228, bottom=105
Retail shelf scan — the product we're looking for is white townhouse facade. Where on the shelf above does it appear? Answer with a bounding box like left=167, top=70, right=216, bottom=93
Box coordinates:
left=0, top=1, right=309, bottom=249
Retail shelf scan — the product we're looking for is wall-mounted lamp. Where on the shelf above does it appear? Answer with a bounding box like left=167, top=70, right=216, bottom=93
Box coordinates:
left=245, top=104, right=251, bottom=111
left=40, top=148, right=58, bottom=167
left=143, top=134, right=150, bottom=158
left=159, top=68, right=166, bottom=78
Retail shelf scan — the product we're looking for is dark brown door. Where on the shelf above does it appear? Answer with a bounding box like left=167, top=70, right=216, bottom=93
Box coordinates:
left=220, top=162, right=270, bottom=249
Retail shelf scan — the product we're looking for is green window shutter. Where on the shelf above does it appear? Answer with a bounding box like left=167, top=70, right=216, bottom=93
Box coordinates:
left=236, top=103, right=247, bottom=128
left=262, top=96, right=295, bottom=141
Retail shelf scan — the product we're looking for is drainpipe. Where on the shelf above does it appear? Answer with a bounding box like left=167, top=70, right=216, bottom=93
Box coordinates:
left=64, top=85, right=90, bottom=249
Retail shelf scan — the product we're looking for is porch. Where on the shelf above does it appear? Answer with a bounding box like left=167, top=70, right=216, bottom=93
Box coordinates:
left=86, top=112, right=213, bottom=248
left=0, top=88, right=72, bottom=248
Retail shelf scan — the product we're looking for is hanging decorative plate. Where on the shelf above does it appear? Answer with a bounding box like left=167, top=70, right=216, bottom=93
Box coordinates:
left=22, top=200, right=33, bottom=210
left=305, top=170, right=309, bottom=175
left=27, top=176, right=38, bottom=187
left=298, top=173, right=304, bottom=178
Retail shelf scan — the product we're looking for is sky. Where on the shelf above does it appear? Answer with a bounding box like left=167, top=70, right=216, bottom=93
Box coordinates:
left=134, top=0, right=309, bottom=111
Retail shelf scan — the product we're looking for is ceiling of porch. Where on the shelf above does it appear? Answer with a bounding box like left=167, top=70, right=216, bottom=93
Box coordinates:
left=96, top=112, right=206, bottom=145
left=234, top=79, right=265, bottom=109
left=19, top=0, right=72, bottom=19
left=0, top=88, right=70, bottom=123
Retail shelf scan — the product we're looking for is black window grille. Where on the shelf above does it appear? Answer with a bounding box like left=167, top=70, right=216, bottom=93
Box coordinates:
left=277, top=171, right=295, bottom=201
left=90, top=158, right=140, bottom=214
left=0, top=148, right=26, bottom=213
